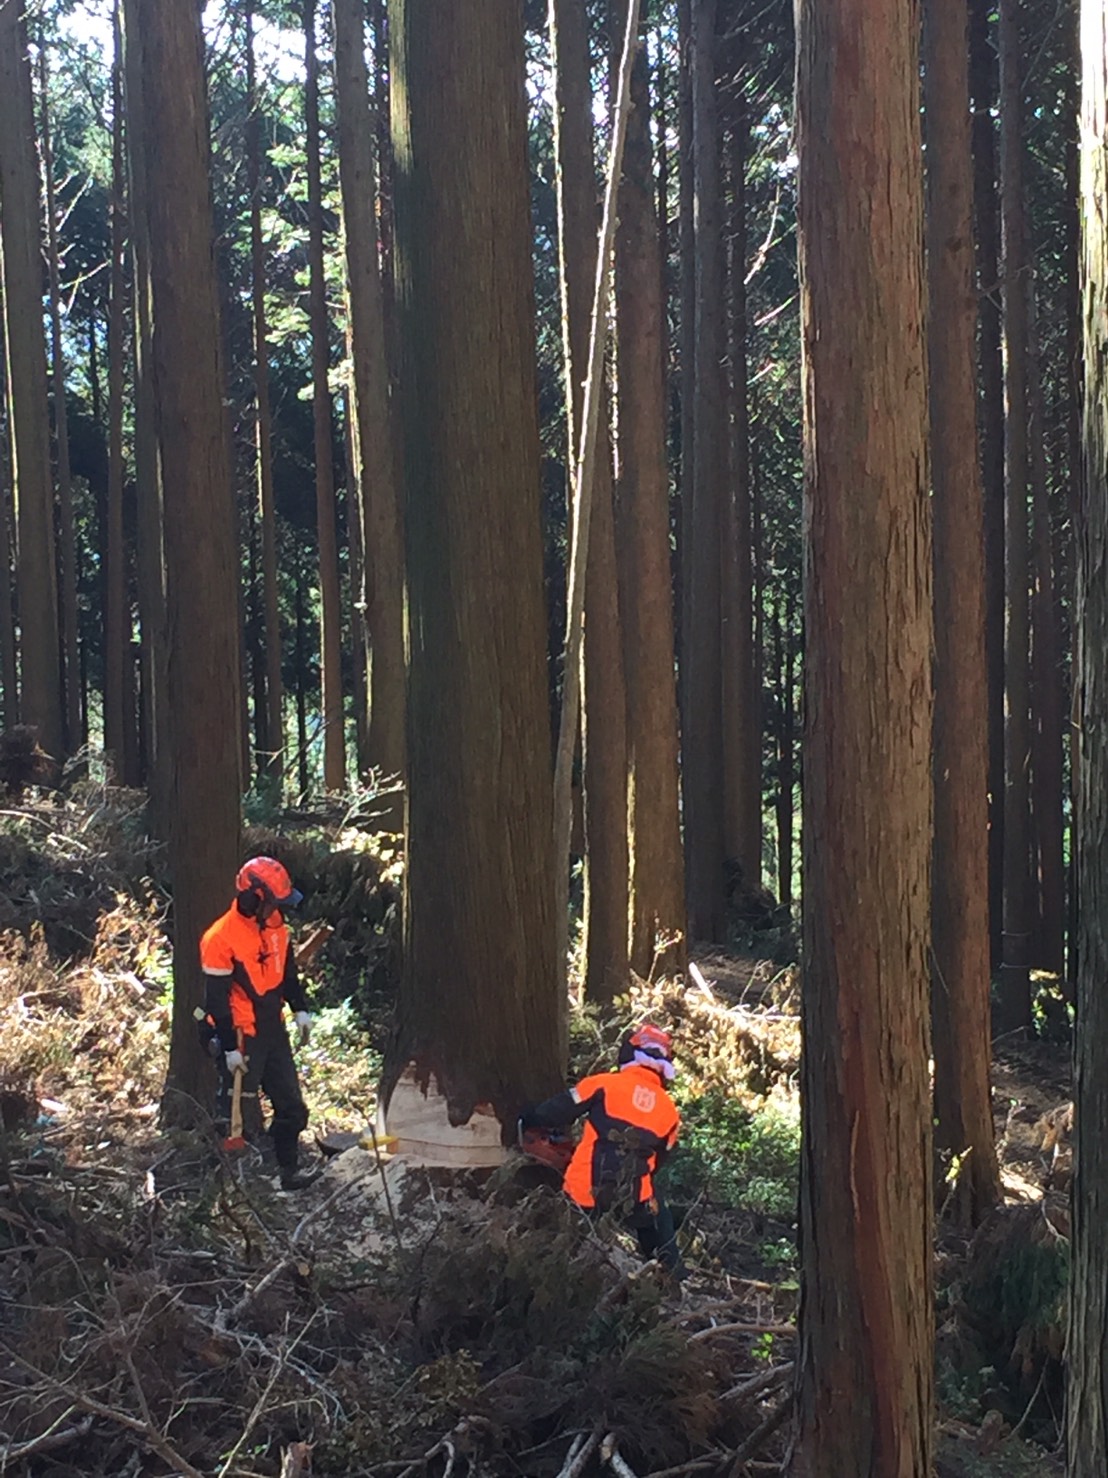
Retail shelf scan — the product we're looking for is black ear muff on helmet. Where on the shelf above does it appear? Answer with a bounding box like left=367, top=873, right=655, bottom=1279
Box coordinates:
left=236, top=886, right=262, bottom=917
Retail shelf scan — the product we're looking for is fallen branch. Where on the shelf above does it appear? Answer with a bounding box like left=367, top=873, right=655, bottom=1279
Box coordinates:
left=556, top=1427, right=602, bottom=1478
left=720, top=1362, right=794, bottom=1405
left=279, top=1443, right=312, bottom=1478
left=689, top=1322, right=796, bottom=1343
left=0, top=1411, right=94, bottom=1463
left=642, top=1458, right=721, bottom=1478
left=726, top=1394, right=794, bottom=1476
left=602, top=1431, right=640, bottom=1478
left=216, top=1310, right=320, bottom=1478
left=0, top=1342, right=205, bottom=1478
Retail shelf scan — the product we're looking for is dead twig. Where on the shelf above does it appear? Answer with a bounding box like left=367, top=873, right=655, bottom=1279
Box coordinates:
left=689, top=1322, right=796, bottom=1343
left=0, top=1342, right=206, bottom=1478
left=720, top=1362, right=794, bottom=1405
left=601, top=1431, right=640, bottom=1477
left=726, top=1394, right=794, bottom=1476
left=642, top=1457, right=722, bottom=1478
left=556, top=1427, right=603, bottom=1478
left=0, top=1410, right=93, bottom=1465
left=216, top=1309, right=320, bottom=1478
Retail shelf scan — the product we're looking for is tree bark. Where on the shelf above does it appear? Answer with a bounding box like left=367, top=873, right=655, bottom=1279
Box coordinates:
left=923, top=0, right=1003, bottom=1227
left=1026, top=287, right=1065, bottom=977
left=1069, top=6, right=1108, bottom=1461
left=383, top=0, right=562, bottom=1152
left=37, top=45, right=82, bottom=755
left=771, top=593, right=795, bottom=912
left=122, top=0, right=169, bottom=830
left=0, top=317, right=16, bottom=728
left=105, top=3, right=138, bottom=786
left=682, top=0, right=727, bottom=943
left=969, top=0, right=1006, bottom=972
left=246, top=0, right=284, bottom=788
left=616, top=23, right=686, bottom=980
left=304, top=0, right=345, bottom=792
left=997, top=0, right=1033, bottom=1030
left=334, top=0, right=406, bottom=822
left=792, top=0, right=934, bottom=1461
left=131, top=0, right=243, bottom=1120
left=722, top=100, right=761, bottom=895
left=0, top=2, right=64, bottom=768
left=549, top=0, right=629, bottom=1006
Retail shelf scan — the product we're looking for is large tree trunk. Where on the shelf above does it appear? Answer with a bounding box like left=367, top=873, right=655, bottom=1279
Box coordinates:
left=615, top=22, right=686, bottom=980
left=0, top=3, right=64, bottom=768
left=334, top=0, right=406, bottom=822
left=969, top=0, right=1006, bottom=972
left=105, top=4, right=138, bottom=786
left=246, top=0, right=284, bottom=788
left=722, top=99, right=761, bottom=895
left=677, top=0, right=694, bottom=721
left=132, top=0, right=243, bottom=1120
left=792, top=0, right=934, bottom=1462
left=549, top=0, right=628, bottom=1006
left=1070, top=8, right=1108, bottom=1464
left=682, top=0, right=727, bottom=943
left=998, top=0, right=1033, bottom=1029
left=38, top=47, right=82, bottom=755
left=122, top=0, right=169, bottom=830
left=383, top=0, right=562, bottom=1159
left=923, top=0, right=1003, bottom=1227
left=304, top=0, right=345, bottom=793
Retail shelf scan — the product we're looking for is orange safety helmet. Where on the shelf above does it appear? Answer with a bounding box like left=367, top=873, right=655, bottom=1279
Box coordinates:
left=619, top=1022, right=675, bottom=1078
left=235, top=856, right=303, bottom=917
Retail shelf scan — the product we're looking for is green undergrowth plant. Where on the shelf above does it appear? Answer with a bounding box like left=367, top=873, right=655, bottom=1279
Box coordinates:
left=665, top=1085, right=800, bottom=1219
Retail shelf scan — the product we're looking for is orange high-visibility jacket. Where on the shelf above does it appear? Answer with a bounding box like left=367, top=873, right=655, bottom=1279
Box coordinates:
left=200, top=904, right=304, bottom=1046
left=557, top=1064, right=680, bottom=1209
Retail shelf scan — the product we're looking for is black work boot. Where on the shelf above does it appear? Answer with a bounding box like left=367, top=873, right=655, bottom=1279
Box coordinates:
left=279, top=1166, right=321, bottom=1191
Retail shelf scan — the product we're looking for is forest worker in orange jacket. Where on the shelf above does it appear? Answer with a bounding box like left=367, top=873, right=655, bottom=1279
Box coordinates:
left=520, top=1024, right=683, bottom=1273
left=200, top=856, right=318, bottom=1191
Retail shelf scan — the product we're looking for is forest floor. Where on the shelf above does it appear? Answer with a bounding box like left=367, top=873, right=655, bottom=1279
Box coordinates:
left=0, top=788, right=1071, bottom=1476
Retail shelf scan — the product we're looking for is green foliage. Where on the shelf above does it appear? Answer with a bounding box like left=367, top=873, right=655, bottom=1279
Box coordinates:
left=665, top=1086, right=800, bottom=1219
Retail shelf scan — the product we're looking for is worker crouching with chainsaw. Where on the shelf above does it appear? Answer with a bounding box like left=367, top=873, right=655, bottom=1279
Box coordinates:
left=520, top=1024, right=684, bottom=1275
left=200, top=856, right=318, bottom=1191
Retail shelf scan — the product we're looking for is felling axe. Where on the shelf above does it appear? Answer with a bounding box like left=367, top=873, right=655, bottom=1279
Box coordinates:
left=223, top=1029, right=248, bottom=1152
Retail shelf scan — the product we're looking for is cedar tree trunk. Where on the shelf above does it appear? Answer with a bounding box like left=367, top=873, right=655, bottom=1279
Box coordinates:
left=791, top=0, right=935, bottom=1461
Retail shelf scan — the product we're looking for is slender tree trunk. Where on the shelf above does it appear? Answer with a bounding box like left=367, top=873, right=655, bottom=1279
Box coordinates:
left=132, top=0, right=243, bottom=1119
left=334, top=0, right=406, bottom=818
left=1069, top=9, right=1108, bottom=1462
left=969, top=0, right=1006, bottom=972
left=122, top=0, right=169, bottom=829
left=245, top=0, right=284, bottom=787
left=772, top=593, right=795, bottom=912
left=1027, top=288, right=1066, bottom=976
left=616, top=21, right=686, bottom=979
left=683, top=0, right=727, bottom=942
left=0, top=313, right=16, bottom=728
left=105, top=3, right=136, bottom=785
left=304, top=0, right=345, bottom=792
left=677, top=0, right=694, bottom=711
left=550, top=0, right=628, bottom=1005
left=0, top=3, right=64, bottom=768
left=342, top=386, right=370, bottom=776
left=1064, top=5, right=1081, bottom=998
left=792, top=0, right=934, bottom=1460
left=38, top=47, right=82, bottom=755
left=998, top=0, right=1033, bottom=1030
left=295, top=563, right=310, bottom=800
left=383, top=0, right=561, bottom=1154
left=722, top=101, right=761, bottom=893
left=924, top=0, right=1002, bottom=1226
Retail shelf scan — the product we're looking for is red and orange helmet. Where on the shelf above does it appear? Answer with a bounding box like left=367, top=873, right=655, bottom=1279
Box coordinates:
left=235, top=856, right=302, bottom=917
left=619, top=1022, right=675, bottom=1079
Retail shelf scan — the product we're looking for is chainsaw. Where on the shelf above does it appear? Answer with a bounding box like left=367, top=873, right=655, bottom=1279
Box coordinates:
left=516, top=1118, right=574, bottom=1175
